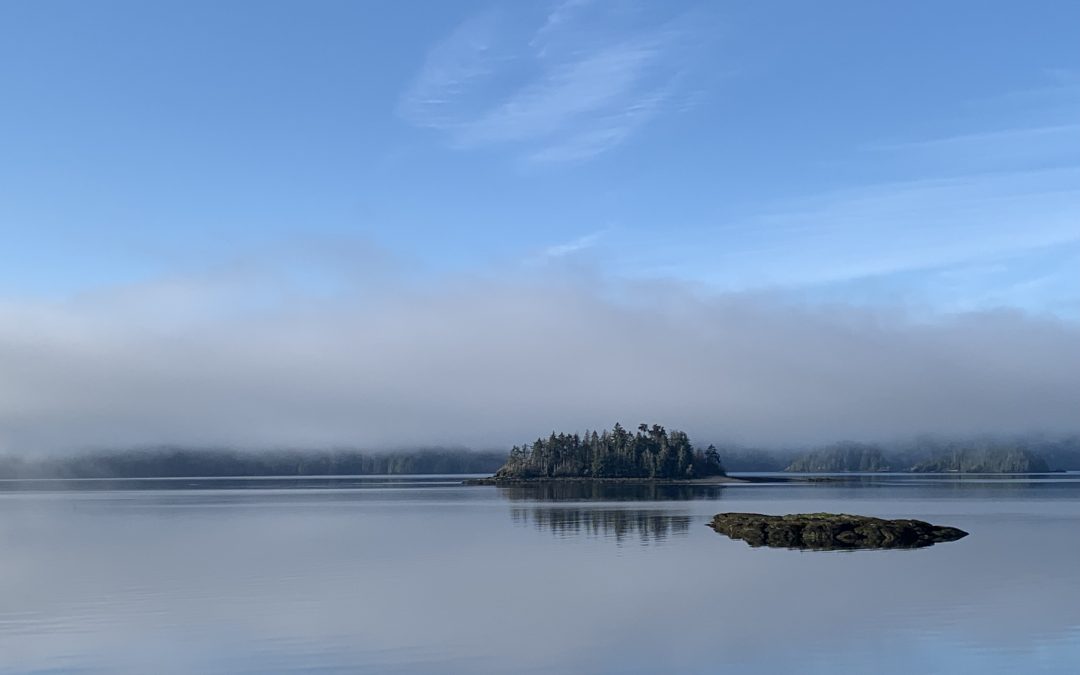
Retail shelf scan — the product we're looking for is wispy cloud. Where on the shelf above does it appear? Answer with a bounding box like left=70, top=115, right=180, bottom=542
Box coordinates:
left=541, top=228, right=607, bottom=259
left=863, top=80, right=1080, bottom=173
left=631, top=79, right=1080, bottom=297
left=399, top=2, right=712, bottom=162
left=454, top=38, right=663, bottom=145
left=863, top=123, right=1080, bottom=176
left=530, top=0, right=593, bottom=53
left=623, top=166, right=1080, bottom=298
left=868, top=123, right=1080, bottom=153
left=398, top=9, right=502, bottom=129
left=526, top=85, right=671, bottom=163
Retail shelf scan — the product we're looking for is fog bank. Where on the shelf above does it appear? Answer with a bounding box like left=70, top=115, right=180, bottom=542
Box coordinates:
left=2, top=271, right=1078, bottom=454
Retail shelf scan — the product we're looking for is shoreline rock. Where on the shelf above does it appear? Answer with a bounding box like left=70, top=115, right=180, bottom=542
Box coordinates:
left=710, top=512, right=968, bottom=550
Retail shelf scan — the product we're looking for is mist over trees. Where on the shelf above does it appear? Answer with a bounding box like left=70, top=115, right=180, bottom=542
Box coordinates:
left=775, top=437, right=1079, bottom=473
left=1, top=433, right=1077, bottom=479
left=0, top=448, right=506, bottom=479
left=712, top=446, right=794, bottom=472
left=909, top=447, right=1049, bottom=473
left=6, top=272, right=1080, bottom=455
left=494, top=423, right=725, bottom=479
left=786, top=443, right=892, bottom=472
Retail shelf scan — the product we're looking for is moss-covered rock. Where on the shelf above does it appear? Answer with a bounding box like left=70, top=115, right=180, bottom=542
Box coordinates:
left=709, top=512, right=967, bottom=550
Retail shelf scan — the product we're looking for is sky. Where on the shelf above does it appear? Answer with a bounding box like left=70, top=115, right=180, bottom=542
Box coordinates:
left=1, top=1, right=1079, bottom=452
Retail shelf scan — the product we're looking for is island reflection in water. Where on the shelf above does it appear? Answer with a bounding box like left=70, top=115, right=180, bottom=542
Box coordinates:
left=511, top=506, right=692, bottom=544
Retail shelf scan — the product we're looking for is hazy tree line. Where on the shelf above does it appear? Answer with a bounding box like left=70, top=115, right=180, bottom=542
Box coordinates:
left=2, top=433, right=1077, bottom=479
left=719, top=436, right=1080, bottom=473
left=785, top=442, right=892, bottom=472
left=909, top=445, right=1049, bottom=473
left=0, top=448, right=506, bottom=479
left=495, top=423, right=725, bottom=479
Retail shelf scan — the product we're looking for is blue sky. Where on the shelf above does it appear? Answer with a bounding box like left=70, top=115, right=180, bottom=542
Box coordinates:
left=2, top=0, right=1079, bottom=312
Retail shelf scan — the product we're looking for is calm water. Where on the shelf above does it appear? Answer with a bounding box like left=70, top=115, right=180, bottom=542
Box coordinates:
left=2, top=474, right=1079, bottom=674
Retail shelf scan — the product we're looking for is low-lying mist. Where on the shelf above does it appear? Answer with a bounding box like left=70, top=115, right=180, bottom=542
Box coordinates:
left=2, top=266, right=1078, bottom=455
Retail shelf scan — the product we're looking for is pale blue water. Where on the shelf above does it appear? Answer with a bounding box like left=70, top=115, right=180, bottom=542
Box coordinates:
left=1, top=474, right=1079, bottom=674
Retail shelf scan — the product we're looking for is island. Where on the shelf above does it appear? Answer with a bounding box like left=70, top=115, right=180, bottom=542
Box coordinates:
left=470, top=423, right=735, bottom=484
left=709, top=512, right=969, bottom=550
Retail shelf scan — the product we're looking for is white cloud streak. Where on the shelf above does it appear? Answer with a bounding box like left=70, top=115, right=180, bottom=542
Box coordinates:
left=399, top=2, right=708, bottom=162
left=541, top=229, right=607, bottom=259
left=640, top=166, right=1080, bottom=293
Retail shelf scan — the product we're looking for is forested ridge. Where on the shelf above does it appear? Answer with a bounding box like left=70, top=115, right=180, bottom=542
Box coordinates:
left=777, top=437, right=1076, bottom=473
left=3, top=434, right=1077, bottom=479
left=910, top=447, right=1049, bottom=473
left=0, top=448, right=506, bottom=479
left=494, top=423, right=725, bottom=479
left=785, top=442, right=892, bottom=472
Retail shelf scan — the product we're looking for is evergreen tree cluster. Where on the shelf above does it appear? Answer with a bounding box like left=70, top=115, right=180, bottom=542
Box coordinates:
left=495, top=423, right=724, bottom=479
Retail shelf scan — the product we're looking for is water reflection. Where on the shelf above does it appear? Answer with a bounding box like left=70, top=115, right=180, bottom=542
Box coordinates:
left=511, top=506, right=692, bottom=544
left=3, top=476, right=1080, bottom=674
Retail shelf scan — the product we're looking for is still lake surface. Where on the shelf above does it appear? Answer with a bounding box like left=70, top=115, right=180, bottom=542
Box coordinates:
left=2, top=473, right=1079, bottom=674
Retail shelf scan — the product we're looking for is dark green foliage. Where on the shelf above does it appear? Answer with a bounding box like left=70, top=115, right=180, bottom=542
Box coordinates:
left=494, top=423, right=725, bottom=479
left=786, top=442, right=891, bottom=472
left=0, top=448, right=507, bottom=479
left=495, top=481, right=722, bottom=502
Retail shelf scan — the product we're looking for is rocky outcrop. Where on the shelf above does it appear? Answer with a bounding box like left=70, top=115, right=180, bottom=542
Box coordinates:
left=709, top=512, right=968, bottom=550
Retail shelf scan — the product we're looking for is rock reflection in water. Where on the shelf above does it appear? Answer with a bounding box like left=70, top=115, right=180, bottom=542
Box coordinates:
left=511, top=507, right=692, bottom=544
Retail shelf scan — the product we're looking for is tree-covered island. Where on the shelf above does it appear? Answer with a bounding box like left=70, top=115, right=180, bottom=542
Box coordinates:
left=483, top=423, right=727, bottom=482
